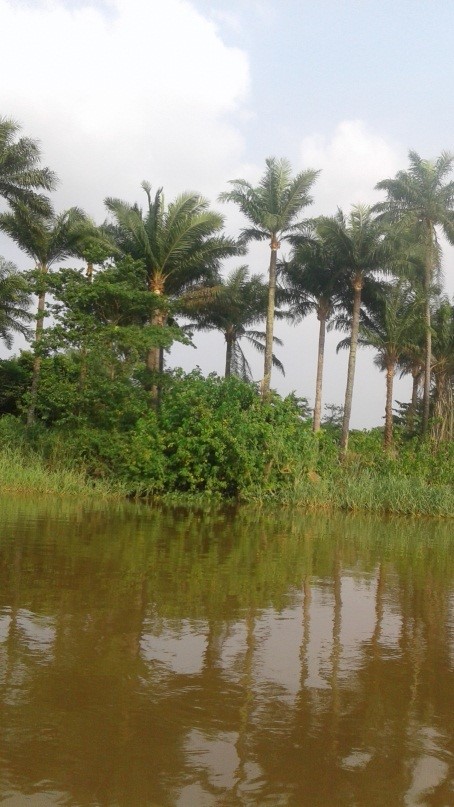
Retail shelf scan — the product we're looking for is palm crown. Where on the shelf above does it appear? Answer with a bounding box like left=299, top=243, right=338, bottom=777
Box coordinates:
left=219, top=157, right=319, bottom=245
left=0, top=203, right=90, bottom=269
left=374, top=151, right=454, bottom=239
left=0, top=256, right=32, bottom=349
left=0, top=116, right=57, bottom=214
left=182, top=265, right=283, bottom=380
left=105, top=183, right=239, bottom=297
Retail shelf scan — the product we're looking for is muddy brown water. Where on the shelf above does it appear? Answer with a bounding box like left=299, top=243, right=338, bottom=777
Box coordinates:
left=0, top=497, right=452, bottom=806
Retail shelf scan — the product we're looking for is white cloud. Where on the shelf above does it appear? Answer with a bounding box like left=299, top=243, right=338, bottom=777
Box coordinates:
left=300, top=120, right=404, bottom=215
left=0, top=0, right=250, bottom=222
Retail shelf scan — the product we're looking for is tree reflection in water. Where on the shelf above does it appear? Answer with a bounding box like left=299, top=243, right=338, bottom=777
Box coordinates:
left=0, top=498, right=452, bottom=806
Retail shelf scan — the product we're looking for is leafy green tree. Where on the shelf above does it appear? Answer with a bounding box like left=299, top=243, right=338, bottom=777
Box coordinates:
left=374, top=151, right=454, bottom=433
left=280, top=236, right=344, bottom=431
left=0, top=353, right=33, bottom=417
left=39, top=259, right=185, bottom=426
left=181, top=265, right=284, bottom=380
left=219, top=157, right=319, bottom=397
left=0, top=256, right=31, bottom=348
left=0, top=203, right=99, bottom=423
left=105, top=183, right=240, bottom=378
left=318, top=206, right=389, bottom=455
left=0, top=116, right=56, bottom=213
left=337, top=281, right=422, bottom=448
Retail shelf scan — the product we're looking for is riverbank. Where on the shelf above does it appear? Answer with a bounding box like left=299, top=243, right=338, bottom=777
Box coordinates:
left=0, top=374, right=452, bottom=516
left=1, top=445, right=452, bottom=517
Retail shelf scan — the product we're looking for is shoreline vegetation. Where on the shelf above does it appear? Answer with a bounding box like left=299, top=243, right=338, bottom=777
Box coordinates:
left=1, top=444, right=452, bottom=517
left=0, top=373, right=452, bottom=517
left=0, top=119, right=453, bottom=517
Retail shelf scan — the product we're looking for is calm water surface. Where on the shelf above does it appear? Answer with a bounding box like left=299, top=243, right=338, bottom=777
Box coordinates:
left=0, top=497, right=452, bottom=806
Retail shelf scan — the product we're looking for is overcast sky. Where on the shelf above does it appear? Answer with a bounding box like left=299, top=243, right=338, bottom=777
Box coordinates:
left=1, top=0, right=454, bottom=427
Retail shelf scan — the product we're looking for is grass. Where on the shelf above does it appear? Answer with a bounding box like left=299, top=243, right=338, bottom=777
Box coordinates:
left=237, top=469, right=454, bottom=517
left=0, top=446, right=452, bottom=517
left=330, top=471, right=454, bottom=516
left=0, top=447, right=127, bottom=500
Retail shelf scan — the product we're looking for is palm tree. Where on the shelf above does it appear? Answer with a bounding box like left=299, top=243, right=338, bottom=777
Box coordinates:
left=105, top=183, right=239, bottom=377
left=0, top=116, right=56, bottom=213
left=181, top=265, right=284, bottom=380
left=280, top=236, right=343, bottom=431
left=431, top=299, right=454, bottom=442
left=0, top=256, right=32, bottom=348
left=397, top=344, right=425, bottom=434
left=318, top=205, right=389, bottom=455
left=374, top=151, right=454, bottom=433
left=0, top=203, right=93, bottom=423
left=337, top=281, right=422, bottom=449
left=219, top=157, right=319, bottom=397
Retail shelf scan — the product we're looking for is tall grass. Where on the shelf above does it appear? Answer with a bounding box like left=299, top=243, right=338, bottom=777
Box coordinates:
left=0, top=446, right=126, bottom=499
left=1, top=446, right=452, bottom=514
left=252, top=469, right=454, bottom=517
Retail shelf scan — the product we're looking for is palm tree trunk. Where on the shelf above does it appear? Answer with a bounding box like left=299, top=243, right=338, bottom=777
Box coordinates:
left=384, top=360, right=396, bottom=449
left=340, top=275, right=363, bottom=457
left=148, top=277, right=165, bottom=405
left=407, top=369, right=420, bottom=433
left=432, top=369, right=452, bottom=442
left=313, top=307, right=327, bottom=432
left=146, top=310, right=163, bottom=374
left=27, top=264, right=47, bottom=426
left=422, top=294, right=432, bottom=434
left=261, top=237, right=279, bottom=399
left=224, top=330, right=234, bottom=378
left=422, top=225, right=433, bottom=434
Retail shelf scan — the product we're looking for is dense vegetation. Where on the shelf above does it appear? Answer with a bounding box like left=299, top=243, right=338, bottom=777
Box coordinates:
left=0, top=116, right=453, bottom=514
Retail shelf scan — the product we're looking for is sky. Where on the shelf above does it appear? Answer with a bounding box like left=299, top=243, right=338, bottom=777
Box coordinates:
left=1, top=0, right=454, bottom=427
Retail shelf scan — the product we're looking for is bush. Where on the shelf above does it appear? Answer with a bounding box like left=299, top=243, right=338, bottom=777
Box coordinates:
left=0, top=371, right=452, bottom=515
left=121, top=371, right=317, bottom=498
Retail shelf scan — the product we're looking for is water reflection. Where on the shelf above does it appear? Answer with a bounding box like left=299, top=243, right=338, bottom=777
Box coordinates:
left=0, top=497, right=452, bottom=805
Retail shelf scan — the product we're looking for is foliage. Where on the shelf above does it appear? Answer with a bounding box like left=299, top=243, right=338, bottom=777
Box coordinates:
left=122, top=371, right=314, bottom=498
left=181, top=265, right=284, bottom=379
left=105, top=183, right=239, bottom=296
left=0, top=352, right=33, bottom=416
left=0, top=115, right=56, bottom=213
left=0, top=256, right=32, bottom=348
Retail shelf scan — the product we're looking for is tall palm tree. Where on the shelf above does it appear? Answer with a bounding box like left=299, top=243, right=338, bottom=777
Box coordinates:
left=0, top=256, right=31, bottom=348
left=397, top=342, right=425, bottom=434
left=105, top=183, right=239, bottom=377
left=0, top=116, right=56, bottom=213
left=431, top=298, right=454, bottom=442
left=0, top=203, right=93, bottom=423
left=337, top=281, right=422, bottom=449
left=318, top=205, right=389, bottom=455
left=219, top=157, right=319, bottom=397
left=280, top=236, right=343, bottom=431
left=181, top=265, right=284, bottom=380
left=374, top=151, right=454, bottom=433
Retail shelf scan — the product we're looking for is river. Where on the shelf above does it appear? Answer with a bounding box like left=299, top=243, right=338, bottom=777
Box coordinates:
left=0, top=496, right=452, bottom=806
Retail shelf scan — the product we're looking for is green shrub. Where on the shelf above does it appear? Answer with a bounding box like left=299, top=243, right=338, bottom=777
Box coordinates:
left=122, top=372, right=317, bottom=498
